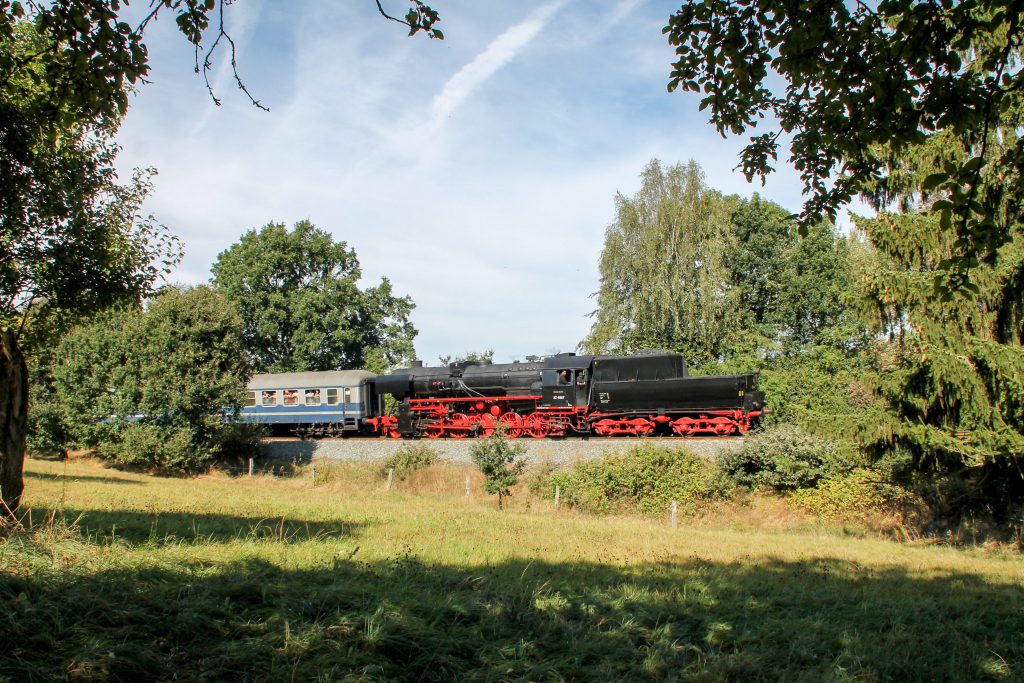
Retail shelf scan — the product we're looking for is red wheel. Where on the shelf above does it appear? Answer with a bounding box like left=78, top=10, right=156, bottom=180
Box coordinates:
left=671, top=418, right=695, bottom=436
left=498, top=412, right=523, bottom=438
left=388, top=429, right=402, bottom=439
left=524, top=412, right=550, bottom=438
left=424, top=422, right=443, bottom=439
left=631, top=418, right=655, bottom=437
left=477, top=414, right=495, bottom=437
left=449, top=413, right=470, bottom=439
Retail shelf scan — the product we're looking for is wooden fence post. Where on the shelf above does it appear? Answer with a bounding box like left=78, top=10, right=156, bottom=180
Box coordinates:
left=465, top=475, right=471, bottom=499
left=671, top=500, right=678, bottom=529
left=386, top=467, right=395, bottom=490
left=554, top=485, right=561, bottom=511
left=311, top=463, right=316, bottom=485
left=248, top=458, right=254, bottom=478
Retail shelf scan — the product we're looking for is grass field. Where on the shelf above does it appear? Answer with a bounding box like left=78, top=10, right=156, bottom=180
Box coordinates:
left=2, top=457, right=1023, bottom=682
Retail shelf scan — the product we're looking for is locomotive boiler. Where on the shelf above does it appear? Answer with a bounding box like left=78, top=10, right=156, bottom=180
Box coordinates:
left=366, top=350, right=765, bottom=439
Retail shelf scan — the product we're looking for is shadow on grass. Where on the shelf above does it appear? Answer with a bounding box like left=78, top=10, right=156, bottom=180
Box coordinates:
left=24, top=470, right=145, bottom=485
left=31, top=507, right=368, bottom=547
left=2, top=542, right=1021, bottom=681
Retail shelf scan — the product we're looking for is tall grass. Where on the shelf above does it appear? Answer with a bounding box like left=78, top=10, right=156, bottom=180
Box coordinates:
left=2, top=457, right=1022, bottom=681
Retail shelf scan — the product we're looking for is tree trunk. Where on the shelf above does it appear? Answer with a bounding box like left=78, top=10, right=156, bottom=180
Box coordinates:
left=0, top=329, right=27, bottom=519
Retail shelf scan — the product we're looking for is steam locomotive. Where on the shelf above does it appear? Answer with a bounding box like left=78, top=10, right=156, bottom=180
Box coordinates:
left=241, top=350, right=765, bottom=439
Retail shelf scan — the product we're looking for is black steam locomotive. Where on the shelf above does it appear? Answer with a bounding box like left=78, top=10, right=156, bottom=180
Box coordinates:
left=364, top=350, right=764, bottom=439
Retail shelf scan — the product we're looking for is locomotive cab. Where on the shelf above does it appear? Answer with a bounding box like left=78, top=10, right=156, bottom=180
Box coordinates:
left=541, top=355, right=593, bottom=408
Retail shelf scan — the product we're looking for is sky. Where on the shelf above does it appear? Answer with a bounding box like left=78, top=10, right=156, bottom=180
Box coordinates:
left=114, top=0, right=862, bottom=365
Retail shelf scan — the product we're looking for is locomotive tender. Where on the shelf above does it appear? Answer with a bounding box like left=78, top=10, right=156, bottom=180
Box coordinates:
left=242, top=350, right=765, bottom=439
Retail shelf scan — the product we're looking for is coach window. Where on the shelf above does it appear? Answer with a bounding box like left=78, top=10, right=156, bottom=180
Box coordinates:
left=261, top=390, right=277, bottom=406
left=327, top=388, right=339, bottom=405
left=245, top=391, right=257, bottom=407
left=305, top=389, right=321, bottom=406
left=283, top=390, right=299, bottom=406
left=344, top=387, right=352, bottom=404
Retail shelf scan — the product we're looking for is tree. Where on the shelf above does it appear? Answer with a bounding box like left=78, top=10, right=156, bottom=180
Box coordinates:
left=849, top=210, right=1024, bottom=516
left=726, top=196, right=855, bottom=355
left=664, top=0, right=1024, bottom=288
left=582, top=159, right=740, bottom=364
left=211, top=221, right=416, bottom=374
left=0, top=21, right=181, bottom=515
left=0, top=2, right=443, bottom=514
left=43, top=286, right=255, bottom=473
left=438, top=350, right=494, bottom=366
left=469, top=431, right=527, bottom=510
left=727, top=195, right=794, bottom=334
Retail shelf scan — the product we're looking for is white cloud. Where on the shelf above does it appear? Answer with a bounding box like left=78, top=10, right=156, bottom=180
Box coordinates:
left=114, top=0, right=834, bottom=365
left=428, top=1, right=565, bottom=131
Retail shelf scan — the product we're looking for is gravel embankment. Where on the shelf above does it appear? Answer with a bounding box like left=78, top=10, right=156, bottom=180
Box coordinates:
left=264, top=437, right=743, bottom=465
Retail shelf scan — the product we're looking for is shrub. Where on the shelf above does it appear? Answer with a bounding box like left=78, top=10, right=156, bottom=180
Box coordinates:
left=718, top=424, right=855, bottom=492
left=470, top=432, right=527, bottom=509
left=95, top=418, right=264, bottom=475
left=790, top=468, right=921, bottom=525
left=381, top=443, right=440, bottom=480
left=524, top=459, right=558, bottom=497
left=98, top=422, right=215, bottom=474
left=550, top=443, right=720, bottom=516
left=214, top=421, right=267, bottom=466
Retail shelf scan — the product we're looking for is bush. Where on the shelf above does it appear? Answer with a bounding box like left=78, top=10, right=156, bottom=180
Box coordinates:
left=718, top=424, right=855, bottom=492
left=790, top=468, right=920, bottom=525
left=98, top=422, right=215, bottom=474
left=214, top=421, right=267, bottom=466
left=381, top=443, right=440, bottom=480
left=550, top=443, right=720, bottom=516
left=470, top=432, right=527, bottom=509
left=524, top=460, right=558, bottom=497
left=95, top=418, right=264, bottom=475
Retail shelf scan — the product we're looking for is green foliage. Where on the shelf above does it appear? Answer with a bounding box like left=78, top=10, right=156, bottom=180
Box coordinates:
left=550, top=444, right=720, bottom=515
left=25, top=387, right=72, bottom=459
left=0, top=2, right=442, bottom=131
left=524, top=460, right=559, bottom=497
left=469, top=432, right=527, bottom=509
left=581, top=159, right=740, bottom=364
left=664, top=0, right=1024, bottom=279
left=382, top=443, right=439, bottom=480
left=718, top=424, right=858, bottom=493
left=42, top=287, right=256, bottom=474
left=791, top=469, right=921, bottom=525
left=211, top=220, right=417, bottom=373
left=438, top=349, right=494, bottom=366
left=98, top=422, right=220, bottom=474
left=0, top=24, right=181, bottom=331
left=849, top=210, right=1024, bottom=516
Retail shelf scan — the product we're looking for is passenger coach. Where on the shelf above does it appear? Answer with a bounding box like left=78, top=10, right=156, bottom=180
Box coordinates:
left=241, top=370, right=376, bottom=436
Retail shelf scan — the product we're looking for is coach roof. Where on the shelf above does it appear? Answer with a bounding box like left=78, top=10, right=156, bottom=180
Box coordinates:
left=248, top=370, right=375, bottom=390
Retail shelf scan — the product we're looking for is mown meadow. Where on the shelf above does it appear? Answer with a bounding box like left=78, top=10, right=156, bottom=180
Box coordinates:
left=2, top=456, right=1022, bottom=682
